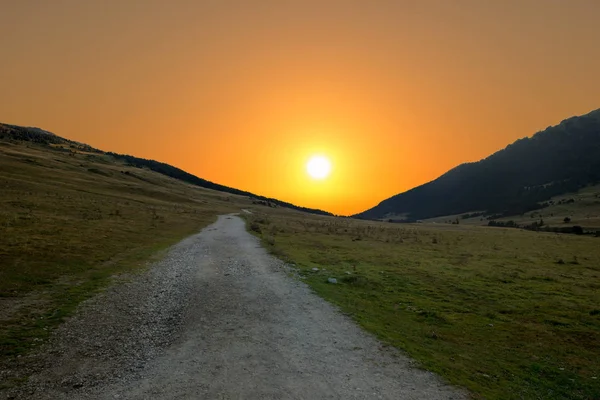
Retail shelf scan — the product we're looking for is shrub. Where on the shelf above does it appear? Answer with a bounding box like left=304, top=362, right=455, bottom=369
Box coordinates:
left=250, top=222, right=261, bottom=233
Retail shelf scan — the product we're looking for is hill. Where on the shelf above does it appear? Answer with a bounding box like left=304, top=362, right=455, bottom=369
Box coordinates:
left=355, top=108, right=600, bottom=221
left=0, top=123, right=332, bottom=216
left=0, top=132, right=249, bottom=365
left=0, top=122, right=327, bottom=374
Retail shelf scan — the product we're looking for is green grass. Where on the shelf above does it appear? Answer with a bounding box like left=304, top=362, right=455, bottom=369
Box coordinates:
left=429, top=184, right=600, bottom=231
left=245, top=211, right=600, bottom=399
left=0, top=139, right=246, bottom=368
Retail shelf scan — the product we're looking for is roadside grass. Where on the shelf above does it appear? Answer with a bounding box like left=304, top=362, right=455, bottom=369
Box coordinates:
left=0, top=140, right=244, bottom=368
left=245, top=211, right=600, bottom=399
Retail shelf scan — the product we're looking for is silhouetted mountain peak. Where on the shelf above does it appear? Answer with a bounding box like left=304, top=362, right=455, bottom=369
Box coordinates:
left=356, top=108, right=600, bottom=221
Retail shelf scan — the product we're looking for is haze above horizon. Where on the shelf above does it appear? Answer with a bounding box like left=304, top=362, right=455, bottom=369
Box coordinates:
left=2, top=1, right=599, bottom=215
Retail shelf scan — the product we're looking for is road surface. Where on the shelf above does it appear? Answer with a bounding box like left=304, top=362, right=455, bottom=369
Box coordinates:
left=7, top=215, right=465, bottom=400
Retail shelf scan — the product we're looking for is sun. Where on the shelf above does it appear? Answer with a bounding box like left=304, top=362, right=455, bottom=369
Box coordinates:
left=306, top=155, right=332, bottom=180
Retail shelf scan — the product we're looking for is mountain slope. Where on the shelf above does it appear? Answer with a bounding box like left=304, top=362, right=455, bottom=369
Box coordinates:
left=356, top=108, right=600, bottom=220
left=0, top=123, right=332, bottom=216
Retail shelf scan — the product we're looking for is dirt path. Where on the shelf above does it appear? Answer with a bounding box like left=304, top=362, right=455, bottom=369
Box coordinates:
left=4, top=215, right=465, bottom=399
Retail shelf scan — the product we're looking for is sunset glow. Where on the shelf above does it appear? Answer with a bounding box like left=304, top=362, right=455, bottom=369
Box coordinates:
left=1, top=1, right=599, bottom=215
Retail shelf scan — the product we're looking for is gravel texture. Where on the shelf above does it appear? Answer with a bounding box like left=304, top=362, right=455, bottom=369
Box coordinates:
left=2, top=215, right=466, bottom=399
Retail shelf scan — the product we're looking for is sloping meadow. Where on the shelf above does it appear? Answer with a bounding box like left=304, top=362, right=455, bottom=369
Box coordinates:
left=0, top=140, right=245, bottom=377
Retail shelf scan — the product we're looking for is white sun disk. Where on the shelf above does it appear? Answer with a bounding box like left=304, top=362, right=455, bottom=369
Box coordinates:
left=306, top=156, right=331, bottom=179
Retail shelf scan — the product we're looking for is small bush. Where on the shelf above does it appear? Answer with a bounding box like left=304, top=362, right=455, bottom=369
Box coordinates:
left=250, top=222, right=261, bottom=234
left=340, top=274, right=371, bottom=287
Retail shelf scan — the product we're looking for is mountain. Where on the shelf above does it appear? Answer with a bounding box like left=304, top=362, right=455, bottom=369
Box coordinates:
left=0, top=123, right=333, bottom=216
left=355, top=108, right=600, bottom=221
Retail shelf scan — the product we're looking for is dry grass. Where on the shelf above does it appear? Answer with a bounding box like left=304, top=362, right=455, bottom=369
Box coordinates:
left=245, top=209, right=600, bottom=399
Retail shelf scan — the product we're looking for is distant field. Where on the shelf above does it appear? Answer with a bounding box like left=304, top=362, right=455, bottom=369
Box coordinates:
left=245, top=210, right=600, bottom=399
left=425, top=184, right=600, bottom=230
left=0, top=139, right=245, bottom=371
left=502, top=185, right=600, bottom=229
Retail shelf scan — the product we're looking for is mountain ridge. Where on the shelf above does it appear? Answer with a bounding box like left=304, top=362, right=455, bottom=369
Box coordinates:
left=355, top=108, right=600, bottom=221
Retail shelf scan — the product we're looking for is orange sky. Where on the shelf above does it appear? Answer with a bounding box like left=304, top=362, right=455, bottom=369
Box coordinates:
left=1, top=1, right=599, bottom=215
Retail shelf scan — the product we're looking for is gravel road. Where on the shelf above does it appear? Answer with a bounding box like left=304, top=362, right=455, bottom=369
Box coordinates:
left=4, top=215, right=466, bottom=400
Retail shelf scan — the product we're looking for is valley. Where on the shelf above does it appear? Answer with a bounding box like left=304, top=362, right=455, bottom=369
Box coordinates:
left=3, top=3, right=600, bottom=399
left=1, top=120, right=599, bottom=399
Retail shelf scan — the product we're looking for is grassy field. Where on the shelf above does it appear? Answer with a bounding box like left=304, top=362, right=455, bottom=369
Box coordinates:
left=426, top=184, right=600, bottom=230
left=245, top=210, right=600, bottom=399
left=498, top=185, right=600, bottom=230
left=0, top=139, right=247, bottom=372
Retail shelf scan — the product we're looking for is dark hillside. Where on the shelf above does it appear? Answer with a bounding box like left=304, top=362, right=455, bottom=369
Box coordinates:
left=356, top=108, right=600, bottom=220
